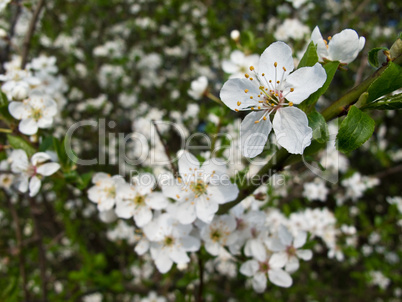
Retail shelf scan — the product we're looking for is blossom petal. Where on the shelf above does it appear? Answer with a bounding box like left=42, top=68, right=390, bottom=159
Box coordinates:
left=219, top=78, right=261, bottom=111
left=29, top=176, right=41, bottom=197
left=268, top=268, right=292, bottom=288
left=195, top=196, right=219, bottom=223
left=133, top=206, right=153, bottom=227
left=311, top=26, right=329, bottom=62
left=296, top=249, right=313, bottom=261
left=178, top=151, right=200, bottom=179
left=328, top=29, right=363, bottom=64
left=239, top=260, right=259, bottom=277
left=258, top=41, right=294, bottom=81
left=135, top=238, right=149, bottom=255
left=146, top=192, right=168, bottom=210
left=207, top=182, right=239, bottom=204
left=252, top=272, right=267, bottom=293
left=284, top=63, right=327, bottom=104
left=278, top=224, right=293, bottom=246
left=273, top=107, right=312, bottom=154
left=19, top=118, right=38, bottom=135
left=176, top=201, right=197, bottom=224
left=269, top=252, right=288, bottom=268
left=9, top=102, right=30, bottom=119
left=293, top=231, right=307, bottom=248
left=180, top=236, right=201, bottom=252
left=31, top=152, right=51, bottom=166
left=154, top=253, right=173, bottom=273
left=241, top=111, right=272, bottom=158
left=36, top=162, right=60, bottom=176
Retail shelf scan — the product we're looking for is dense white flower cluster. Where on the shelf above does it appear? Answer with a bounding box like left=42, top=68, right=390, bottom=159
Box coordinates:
left=0, top=55, right=67, bottom=135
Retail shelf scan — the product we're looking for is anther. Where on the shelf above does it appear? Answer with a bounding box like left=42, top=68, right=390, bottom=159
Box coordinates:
left=235, top=109, right=239, bottom=112
left=254, top=121, right=260, bottom=124
left=289, top=102, right=293, bottom=106
left=290, top=88, right=294, bottom=92
left=250, top=66, right=255, bottom=71
left=245, top=73, right=249, bottom=78
left=250, top=77, right=253, bottom=81
left=258, top=106, right=261, bottom=110
left=237, top=101, right=241, bottom=106
left=263, top=116, right=267, bottom=121
left=262, top=73, right=265, bottom=76
left=244, top=89, right=249, bottom=93
left=251, top=107, right=254, bottom=110
left=283, top=67, right=286, bottom=71
left=274, top=62, right=278, bottom=67
left=250, top=96, right=253, bottom=99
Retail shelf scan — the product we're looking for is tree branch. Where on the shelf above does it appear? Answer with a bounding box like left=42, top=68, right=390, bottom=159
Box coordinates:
left=7, top=197, right=29, bottom=301
left=20, top=0, right=46, bottom=69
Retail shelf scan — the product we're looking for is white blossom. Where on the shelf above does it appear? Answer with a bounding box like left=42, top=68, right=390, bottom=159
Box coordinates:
left=311, top=26, right=365, bottom=64
left=220, top=41, right=326, bottom=157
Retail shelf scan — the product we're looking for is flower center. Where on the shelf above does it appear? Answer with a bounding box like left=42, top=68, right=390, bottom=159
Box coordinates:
left=237, top=64, right=295, bottom=124
left=259, top=261, right=270, bottom=273
left=190, top=180, right=207, bottom=197
left=164, top=236, right=175, bottom=246
left=133, top=194, right=145, bottom=206
left=286, top=245, right=297, bottom=256
left=210, top=229, right=222, bottom=242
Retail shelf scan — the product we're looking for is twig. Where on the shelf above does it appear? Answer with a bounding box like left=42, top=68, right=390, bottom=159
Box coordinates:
left=0, top=0, right=22, bottom=73
left=20, top=0, right=46, bottom=69
left=28, top=196, right=48, bottom=301
left=197, top=251, right=204, bottom=302
left=372, top=164, right=402, bottom=179
left=151, top=120, right=178, bottom=176
left=7, top=197, right=29, bottom=301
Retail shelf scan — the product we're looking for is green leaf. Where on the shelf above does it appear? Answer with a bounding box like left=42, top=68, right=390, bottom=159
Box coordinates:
left=336, top=106, right=375, bottom=153
left=7, top=134, right=36, bottom=157
left=307, top=111, right=329, bottom=143
left=368, top=47, right=388, bottom=68
left=299, top=61, right=340, bottom=112
left=39, top=135, right=55, bottom=152
left=361, top=93, right=402, bottom=110
left=53, top=137, right=75, bottom=170
left=0, top=91, right=8, bottom=107
left=367, top=62, right=402, bottom=103
left=297, top=41, right=318, bottom=68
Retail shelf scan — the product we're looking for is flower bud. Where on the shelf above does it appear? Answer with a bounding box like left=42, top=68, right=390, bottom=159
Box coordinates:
left=11, top=84, right=29, bottom=100
left=230, top=29, right=240, bottom=41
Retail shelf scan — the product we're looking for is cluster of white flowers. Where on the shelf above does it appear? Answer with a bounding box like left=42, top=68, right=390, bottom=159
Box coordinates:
left=8, top=149, right=60, bottom=197
left=0, top=55, right=67, bottom=136
left=85, top=144, right=351, bottom=293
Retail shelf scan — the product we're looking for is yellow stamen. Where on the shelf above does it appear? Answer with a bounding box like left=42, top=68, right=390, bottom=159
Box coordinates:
left=274, top=62, right=277, bottom=67
left=289, top=102, right=293, bottom=106
left=237, top=101, right=241, bottom=106
left=244, top=89, right=249, bottom=93
left=245, top=73, right=249, bottom=78
left=249, top=66, right=255, bottom=71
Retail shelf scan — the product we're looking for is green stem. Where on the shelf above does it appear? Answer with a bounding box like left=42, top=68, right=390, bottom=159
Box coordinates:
left=218, top=54, right=402, bottom=214
left=321, top=53, right=402, bottom=121
left=205, top=92, right=223, bottom=105
left=0, top=128, right=12, bottom=133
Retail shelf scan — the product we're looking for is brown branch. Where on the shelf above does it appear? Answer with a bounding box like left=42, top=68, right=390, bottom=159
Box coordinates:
left=196, top=251, right=204, bottom=302
left=151, top=120, right=178, bottom=176
left=20, top=0, right=46, bottom=69
left=372, top=164, right=402, bottom=179
left=7, top=197, right=29, bottom=301
left=0, top=0, right=22, bottom=73
left=28, top=196, right=48, bottom=302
